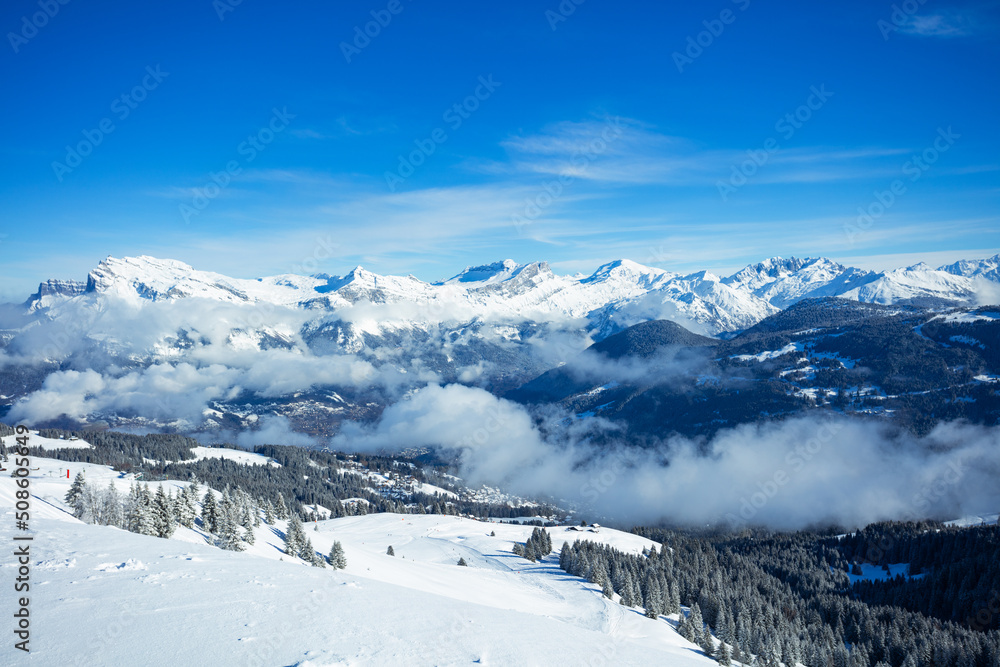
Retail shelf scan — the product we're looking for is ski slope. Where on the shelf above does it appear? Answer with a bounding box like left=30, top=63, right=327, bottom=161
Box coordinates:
left=1, top=456, right=721, bottom=666
left=1, top=431, right=92, bottom=451
left=185, top=446, right=281, bottom=467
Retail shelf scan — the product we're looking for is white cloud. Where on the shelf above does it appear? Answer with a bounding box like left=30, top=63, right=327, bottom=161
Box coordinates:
left=333, top=384, right=1000, bottom=530
left=902, top=12, right=974, bottom=37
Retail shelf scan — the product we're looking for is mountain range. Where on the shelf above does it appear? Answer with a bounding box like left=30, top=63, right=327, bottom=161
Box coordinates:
left=3, top=253, right=999, bottom=438
left=26, top=253, right=1000, bottom=334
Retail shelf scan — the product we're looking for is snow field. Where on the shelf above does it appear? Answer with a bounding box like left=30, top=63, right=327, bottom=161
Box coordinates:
left=1, top=456, right=721, bottom=666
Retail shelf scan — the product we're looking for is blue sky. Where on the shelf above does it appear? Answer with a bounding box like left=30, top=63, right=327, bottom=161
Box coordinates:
left=1, top=0, right=998, bottom=301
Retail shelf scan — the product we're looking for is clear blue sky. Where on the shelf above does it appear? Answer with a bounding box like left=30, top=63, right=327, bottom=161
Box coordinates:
left=1, top=0, right=998, bottom=301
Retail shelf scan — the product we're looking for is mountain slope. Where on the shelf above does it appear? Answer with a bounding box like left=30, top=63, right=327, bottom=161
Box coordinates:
left=509, top=299, right=1000, bottom=439
left=0, top=455, right=719, bottom=666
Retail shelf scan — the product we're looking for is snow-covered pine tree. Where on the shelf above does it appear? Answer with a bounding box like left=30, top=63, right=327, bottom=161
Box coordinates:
left=301, top=537, right=323, bottom=567
left=153, top=485, right=176, bottom=538
left=717, top=641, right=732, bottom=666
left=201, top=489, right=219, bottom=534
left=328, top=541, right=347, bottom=569
left=133, top=485, right=157, bottom=536
left=275, top=493, right=289, bottom=520
left=101, top=482, right=124, bottom=528
left=559, top=542, right=571, bottom=569
left=177, top=485, right=196, bottom=528
left=77, top=483, right=100, bottom=523
left=263, top=499, right=276, bottom=525
left=644, top=575, right=662, bottom=619
left=668, top=580, right=681, bottom=615
left=700, top=621, right=715, bottom=657
left=124, top=483, right=140, bottom=532
left=217, top=491, right=245, bottom=552
left=236, top=488, right=253, bottom=530
left=284, top=514, right=305, bottom=557
left=457, top=557, right=467, bottom=566
left=682, top=604, right=703, bottom=643
left=386, top=545, right=395, bottom=556
left=65, top=472, right=86, bottom=508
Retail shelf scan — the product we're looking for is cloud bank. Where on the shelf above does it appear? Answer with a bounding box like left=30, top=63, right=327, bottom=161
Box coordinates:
left=334, top=384, right=1000, bottom=530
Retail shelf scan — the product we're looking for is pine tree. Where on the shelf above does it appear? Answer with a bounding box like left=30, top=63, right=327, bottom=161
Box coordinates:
left=130, top=485, right=156, bottom=537
left=65, top=472, right=87, bottom=509
left=457, top=557, right=468, bottom=566
left=328, top=541, right=347, bottom=569
left=275, top=493, right=289, bottom=520
left=77, top=483, right=100, bottom=523
left=301, top=537, right=323, bottom=567
left=101, top=482, right=124, bottom=528
left=700, top=621, right=715, bottom=657
left=178, top=485, right=196, bottom=528
left=386, top=545, right=395, bottom=556
left=717, top=641, right=732, bottom=666
left=201, top=490, right=219, bottom=534
left=216, top=490, right=246, bottom=551
left=263, top=499, right=276, bottom=525
left=668, top=580, right=681, bottom=614
left=683, top=604, right=704, bottom=643
left=153, top=485, right=176, bottom=538
left=284, top=514, right=305, bottom=557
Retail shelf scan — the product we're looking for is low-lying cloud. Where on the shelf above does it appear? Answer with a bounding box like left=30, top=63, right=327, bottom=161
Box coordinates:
left=334, top=383, right=1000, bottom=530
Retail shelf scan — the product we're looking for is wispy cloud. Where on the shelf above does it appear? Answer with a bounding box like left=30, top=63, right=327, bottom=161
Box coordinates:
left=291, top=116, right=398, bottom=140
left=498, top=119, right=917, bottom=187
left=901, top=12, right=976, bottom=37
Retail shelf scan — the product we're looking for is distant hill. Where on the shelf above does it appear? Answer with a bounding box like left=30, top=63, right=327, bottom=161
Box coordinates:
left=509, top=299, right=1000, bottom=440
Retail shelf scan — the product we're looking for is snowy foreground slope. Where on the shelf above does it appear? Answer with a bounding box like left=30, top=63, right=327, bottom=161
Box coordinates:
left=1, top=457, right=719, bottom=666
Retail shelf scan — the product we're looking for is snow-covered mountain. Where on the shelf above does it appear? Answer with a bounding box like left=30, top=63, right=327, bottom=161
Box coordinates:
left=5, top=253, right=999, bottom=435
left=27, top=253, right=1000, bottom=333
